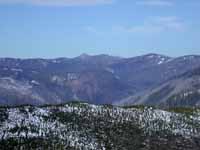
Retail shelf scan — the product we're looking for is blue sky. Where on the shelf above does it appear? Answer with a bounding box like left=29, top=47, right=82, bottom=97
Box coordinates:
left=0, top=0, right=200, bottom=58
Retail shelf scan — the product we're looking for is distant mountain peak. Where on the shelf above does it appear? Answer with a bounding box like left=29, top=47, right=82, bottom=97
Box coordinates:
left=78, top=53, right=91, bottom=59
left=130, top=53, right=171, bottom=65
left=144, top=53, right=170, bottom=59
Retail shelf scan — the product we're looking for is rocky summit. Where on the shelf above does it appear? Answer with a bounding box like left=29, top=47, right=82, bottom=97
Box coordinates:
left=0, top=102, right=200, bottom=150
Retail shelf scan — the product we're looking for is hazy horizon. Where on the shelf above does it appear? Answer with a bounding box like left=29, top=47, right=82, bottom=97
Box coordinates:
left=0, top=52, right=200, bottom=59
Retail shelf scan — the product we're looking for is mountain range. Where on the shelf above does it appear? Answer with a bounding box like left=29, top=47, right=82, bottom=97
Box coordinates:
left=0, top=53, right=200, bottom=107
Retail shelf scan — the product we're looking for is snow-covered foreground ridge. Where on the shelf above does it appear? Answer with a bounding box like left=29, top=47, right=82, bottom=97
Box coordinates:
left=0, top=102, right=200, bottom=149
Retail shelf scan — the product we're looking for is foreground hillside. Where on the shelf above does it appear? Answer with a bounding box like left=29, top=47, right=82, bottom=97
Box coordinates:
left=0, top=102, right=200, bottom=150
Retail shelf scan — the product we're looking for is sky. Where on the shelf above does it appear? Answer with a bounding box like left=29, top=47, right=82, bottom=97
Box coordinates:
left=0, top=0, right=200, bottom=58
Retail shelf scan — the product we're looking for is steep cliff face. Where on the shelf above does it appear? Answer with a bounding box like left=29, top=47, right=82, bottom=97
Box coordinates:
left=0, top=102, right=200, bottom=150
